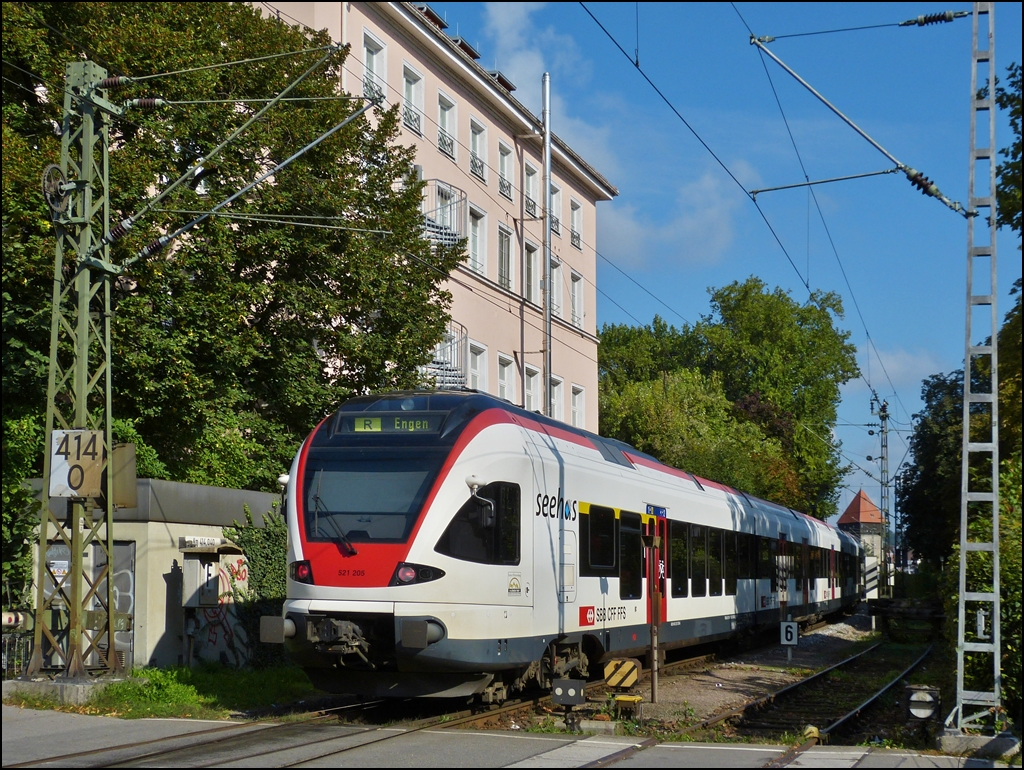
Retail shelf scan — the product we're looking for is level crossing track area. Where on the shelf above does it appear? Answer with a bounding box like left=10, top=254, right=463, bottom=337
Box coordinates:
left=694, top=641, right=932, bottom=754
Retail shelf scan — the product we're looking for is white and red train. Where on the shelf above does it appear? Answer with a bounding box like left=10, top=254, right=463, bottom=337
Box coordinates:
left=262, top=391, right=862, bottom=700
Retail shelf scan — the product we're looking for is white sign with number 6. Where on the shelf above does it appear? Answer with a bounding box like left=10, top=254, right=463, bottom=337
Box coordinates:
left=781, top=620, right=798, bottom=646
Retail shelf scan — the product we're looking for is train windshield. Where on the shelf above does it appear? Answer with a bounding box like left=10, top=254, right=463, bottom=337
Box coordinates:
left=303, top=448, right=447, bottom=544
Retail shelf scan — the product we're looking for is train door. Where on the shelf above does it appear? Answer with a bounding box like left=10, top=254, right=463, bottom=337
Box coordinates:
left=777, top=534, right=788, bottom=621
left=830, top=546, right=836, bottom=601
left=801, top=539, right=810, bottom=609
left=644, top=516, right=668, bottom=630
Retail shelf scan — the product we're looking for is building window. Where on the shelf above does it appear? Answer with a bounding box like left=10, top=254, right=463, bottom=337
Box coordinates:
left=571, top=386, right=584, bottom=428
left=549, top=185, right=561, bottom=235
left=525, top=165, right=537, bottom=217
left=469, top=343, right=486, bottom=391
left=403, top=66, right=423, bottom=134
left=549, top=258, right=562, bottom=318
left=497, top=227, right=512, bottom=291
left=549, top=376, right=563, bottom=421
left=570, top=272, right=583, bottom=328
left=468, top=209, right=485, bottom=274
left=524, top=366, right=539, bottom=413
left=470, top=121, right=486, bottom=180
left=570, top=200, right=582, bottom=249
left=437, top=93, right=455, bottom=158
left=524, top=243, right=539, bottom=304
left=363, top=34, right=385, bottom=102
left=498, top=355, right=515, bottom=403
left=498, top=144, right=513, bottom=199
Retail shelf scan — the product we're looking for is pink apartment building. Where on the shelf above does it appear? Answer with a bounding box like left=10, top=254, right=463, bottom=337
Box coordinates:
left=268, top=2, right=617, bottom=429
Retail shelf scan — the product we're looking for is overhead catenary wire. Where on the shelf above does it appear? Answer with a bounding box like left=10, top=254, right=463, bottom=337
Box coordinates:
left=132, top=100, right=374, bottom=263
left=579, top=1, right=811, bottom=293
left=153, top=209, right=393, bottom=234
left=731, top=3, right=917, bottom=426
left=125, top=46, right=335, bottom=82
left=95, top=45, right=343, bottom=256
left=255, top=0, right=698, bottom=333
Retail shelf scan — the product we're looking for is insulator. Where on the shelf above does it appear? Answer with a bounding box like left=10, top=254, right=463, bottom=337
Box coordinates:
left=905, top=168, right=939, bottom=198
left=125, top=98, right=167, bottom=110
left=138, top=235, right=170, bottom=260
left=108, top=218, right=134, bottom=242
left=900, top=11, right=957, bottom=27
left=99, top=76, right=131, bottom=89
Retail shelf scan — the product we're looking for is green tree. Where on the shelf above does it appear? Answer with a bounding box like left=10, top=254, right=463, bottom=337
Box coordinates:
left=2, top=2, right=463, bottom=494
left=601, top=369, right=803, bottom=507
left=2, top=415, right=40, bottom=608
left=694, top=278, right=859, bottom=519
left=995, top=62, right=1021, bottom=237
left=598, top=316, right=699, bottom=389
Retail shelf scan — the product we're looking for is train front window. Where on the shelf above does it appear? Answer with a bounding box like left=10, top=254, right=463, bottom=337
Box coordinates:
left=303, top=448, right=445, bottom=544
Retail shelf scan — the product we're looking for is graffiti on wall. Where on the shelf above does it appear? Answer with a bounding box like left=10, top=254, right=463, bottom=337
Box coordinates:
left=188, top=557, right=250, bottom=667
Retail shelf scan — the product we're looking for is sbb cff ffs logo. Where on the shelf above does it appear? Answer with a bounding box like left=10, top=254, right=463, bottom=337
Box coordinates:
left=580, top=606, right=596, bottom=626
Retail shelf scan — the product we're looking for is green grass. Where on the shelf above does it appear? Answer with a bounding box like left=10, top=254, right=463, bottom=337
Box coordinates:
left=5, top=663, right=318, bottom=720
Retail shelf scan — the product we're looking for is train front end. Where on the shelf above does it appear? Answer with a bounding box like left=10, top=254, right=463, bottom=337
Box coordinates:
left=260, top=392, right=507, bottom=698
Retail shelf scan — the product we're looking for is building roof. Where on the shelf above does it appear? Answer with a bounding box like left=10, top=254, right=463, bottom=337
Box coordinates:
left=837, top=490, right=883, bottom=525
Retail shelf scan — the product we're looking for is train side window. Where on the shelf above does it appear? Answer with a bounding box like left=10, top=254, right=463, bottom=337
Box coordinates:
left=434, top=481, right=520, bottom=565
left=708, top=529, right=723, bottom=596
left=619, top=511, right=643, bottom=600
left=581, top=505, right=617, bottom=576
left=724, top=532, right=737, bottom=595
left=740, top=532, right=756, bottom=580
left=669, top=520, right=688, bottom=598
left=690, top=525, right=707, bottom=597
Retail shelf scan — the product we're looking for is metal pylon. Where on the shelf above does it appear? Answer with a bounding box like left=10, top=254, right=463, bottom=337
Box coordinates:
left=26, top=62, right=125, bottom=678
left=951, top=1, right=1001, bottom=731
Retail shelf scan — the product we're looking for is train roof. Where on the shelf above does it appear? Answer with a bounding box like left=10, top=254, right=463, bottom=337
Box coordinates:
left=333, top=390, right=853, bottom=546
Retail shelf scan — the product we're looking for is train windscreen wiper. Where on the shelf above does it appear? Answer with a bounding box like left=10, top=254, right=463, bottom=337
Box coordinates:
left=312, top=474, right=358, bottom=556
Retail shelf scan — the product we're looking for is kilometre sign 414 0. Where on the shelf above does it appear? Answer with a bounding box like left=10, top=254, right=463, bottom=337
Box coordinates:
left=49, top=430, right=104, bottom=498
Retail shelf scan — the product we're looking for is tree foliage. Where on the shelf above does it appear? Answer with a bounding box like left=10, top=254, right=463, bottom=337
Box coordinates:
left=602, top=369, right=802, bottom=507
left=995, top=62, right=1021, bottom=237
left=599, top=277, right=858, bottom=518
left=2, top=2, right=462, bottom=495
left=224, top=506, right=287, bottom=668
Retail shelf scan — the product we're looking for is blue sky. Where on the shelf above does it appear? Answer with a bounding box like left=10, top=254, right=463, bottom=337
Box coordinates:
left=428, top=1, right=1023, bottom=522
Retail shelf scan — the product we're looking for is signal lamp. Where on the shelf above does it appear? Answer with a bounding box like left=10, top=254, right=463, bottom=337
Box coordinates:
left=389, top=562, right=446, bottom=586
left=290, top=560, right=314, bottom=584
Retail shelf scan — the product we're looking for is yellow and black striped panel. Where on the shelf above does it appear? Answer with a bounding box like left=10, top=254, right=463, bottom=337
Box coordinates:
left=604, top=658, right=640, bottom=689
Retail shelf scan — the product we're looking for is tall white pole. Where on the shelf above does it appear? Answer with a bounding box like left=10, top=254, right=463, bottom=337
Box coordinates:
left=542, top=72, right=552, bottom=417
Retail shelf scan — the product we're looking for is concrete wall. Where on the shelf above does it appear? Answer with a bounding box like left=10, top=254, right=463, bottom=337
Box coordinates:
left=32, top=479, right=279, bottom=669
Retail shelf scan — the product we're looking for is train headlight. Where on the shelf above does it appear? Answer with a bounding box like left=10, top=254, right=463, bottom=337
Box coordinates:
left=389, top=562, right=446, bottom=586
left=290, top=560, right=314, bottom=584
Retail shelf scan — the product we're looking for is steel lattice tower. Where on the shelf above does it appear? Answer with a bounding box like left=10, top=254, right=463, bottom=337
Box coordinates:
left=951, top=1, right=1001, bottom=732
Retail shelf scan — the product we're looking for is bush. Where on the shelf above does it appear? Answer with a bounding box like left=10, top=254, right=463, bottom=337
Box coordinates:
left=2, top=414, right=41, bottom=608
left=224, top=505, right=288, bottom=668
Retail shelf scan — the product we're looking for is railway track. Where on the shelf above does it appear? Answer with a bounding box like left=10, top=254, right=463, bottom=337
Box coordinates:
left=695, top=641, right=931, bottom=750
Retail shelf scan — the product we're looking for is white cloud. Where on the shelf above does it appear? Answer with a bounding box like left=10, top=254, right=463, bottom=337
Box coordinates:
left=597, top=171, right=744, bottom=270
left=845, top=345, right=946, bottom=393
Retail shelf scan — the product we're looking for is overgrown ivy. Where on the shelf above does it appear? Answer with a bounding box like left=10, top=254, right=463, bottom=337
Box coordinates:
left=223, top=505, right=288, bottom=669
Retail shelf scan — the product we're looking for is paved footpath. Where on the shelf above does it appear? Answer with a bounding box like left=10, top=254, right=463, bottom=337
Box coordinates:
left=1, top=705, right=1005, bottom=768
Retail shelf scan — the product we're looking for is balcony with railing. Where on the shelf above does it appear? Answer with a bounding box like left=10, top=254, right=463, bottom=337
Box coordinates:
left=550, top=215, right=561, bottom=236
left=420, top=319, right=467, bottom=389
left=437, top=128, right=455, bottom=158
left=363, top=76, right=384, bottom=104
left=570, top=229, right=581, bottom=249
left=421, top=179, right=467, bottom=248
left=470, top=152, right=485, bottom=181
left=525, top=196, right=537, bottom=217
left=403, top=102, right=422, bottom=134
left=498, top=176, right=512, bottom=200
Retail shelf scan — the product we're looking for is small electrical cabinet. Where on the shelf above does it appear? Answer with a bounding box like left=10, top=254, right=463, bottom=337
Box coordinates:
left=179, top=538, right=246, bottom=608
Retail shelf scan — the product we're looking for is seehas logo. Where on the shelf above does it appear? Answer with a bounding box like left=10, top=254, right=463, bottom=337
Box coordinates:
left=535, top=489, right=578, bottom=521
